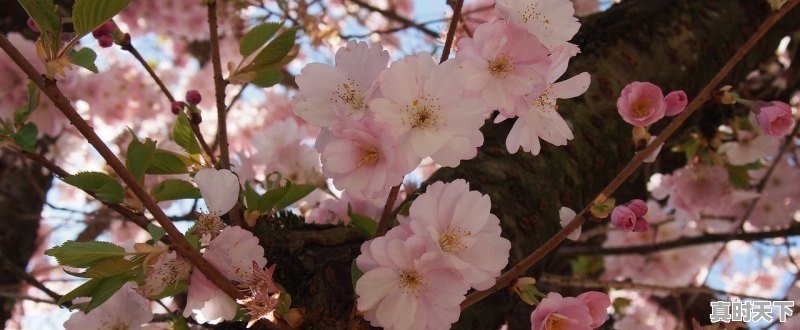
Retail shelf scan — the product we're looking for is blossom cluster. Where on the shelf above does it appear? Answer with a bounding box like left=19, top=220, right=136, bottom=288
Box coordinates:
left=531, top=291, right=611, bottom=329
left=355, top=180, right=511, bottom=329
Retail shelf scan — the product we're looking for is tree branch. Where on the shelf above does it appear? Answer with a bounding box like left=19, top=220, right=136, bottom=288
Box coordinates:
left=348, top=0, right=440, bottom=38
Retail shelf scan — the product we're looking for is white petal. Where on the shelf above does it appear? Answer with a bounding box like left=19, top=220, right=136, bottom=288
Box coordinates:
left=195, top=168, right=240, bottom=214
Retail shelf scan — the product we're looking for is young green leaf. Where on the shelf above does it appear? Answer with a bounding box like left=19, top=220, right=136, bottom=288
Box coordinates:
left=126, top=137, right=157, bottom=184
left=146, top=150, right=190, bottom=175
left=172, top=113, right=202, bottom=155
left=239, top=22, right=282, bottom=57
left=150, top=179, right=201, bottom=202
left=350, top=260, right=364, bottom=290
left=274, top=184, right=316, bottom=209
left=14, top=82, right=40, bottom=126
left=147, top=223, right=166, bottom=242
left=63, top=171, right=125, bottom=204
left=45, top=241, right=127, bottom=268
left=71, top=0, right=130, bottom=37
left=257, top=185, right=290, bottom=212
left=63, top=256, right=136, bottom=278
left=250, top=69, right=283, bottom=88
left=244, top=182, right=260, bottom=211
left=349, top=211, right=376, bottom=238
left=246, top=28, right=299, bottom=72
left=13, top=122, right=38, bottom=152
left=68, top=48, right=99, bottom=73
left=85, top=271, right=137, bottom=312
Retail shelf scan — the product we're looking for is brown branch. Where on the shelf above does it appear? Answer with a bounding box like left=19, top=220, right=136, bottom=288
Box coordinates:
left=348, top=0, right=440, bottom=38
left=460, top=0, right=800, bottom=310
left=117, top=33, right=217, bottom=164
left=207, top=1, right=243, bottom=228
left=374, top=185, right=401, bottom=237
left=558, top=224, right=800, bottom=257
left=439, top=0, right=464, bottom=63
left=0, top=34, right=242, bottom=301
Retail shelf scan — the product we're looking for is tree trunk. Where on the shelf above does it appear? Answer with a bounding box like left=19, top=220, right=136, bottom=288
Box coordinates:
left=0, top=151, right=52, bottom=325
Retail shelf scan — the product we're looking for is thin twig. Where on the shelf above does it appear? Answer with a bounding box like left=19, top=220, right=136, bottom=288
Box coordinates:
left=118, top=33, right=217, bottom=164
left=0, top=34, right=242, bottom=301
left=348, top=0, right=440, bottom=38
left=439, top=0, right=464, bottom=63
left=460, top=0, right=800, bottom=309
left=0, top=251, right=67, bottom=307
left=374, top=185, right=401, bottom=237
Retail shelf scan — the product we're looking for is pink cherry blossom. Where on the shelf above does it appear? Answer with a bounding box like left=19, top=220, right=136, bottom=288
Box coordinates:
left=718, top=131, right=779, bottom=166
left=496, top=0, right=581, bottom=49
left=664, top=90, right=688, bottom=116
left=305, top=191, right=384, bottom=225
left=355, top=235, right=469, bottom=330
left=610, top=205, right=637, bottom=231
left=501, top=43, right=590, bottom=154
left=456, top=20, right=550, bottom=116
left=616, top=81, right=667, bottom=127
left=530, top=292, right=594, bottom=330
left=294, top=41, right=389, bottom=126
left=184, top=226, right=267, bottom=324
left=137, top=251, right=192, bottom=298
left=659, top=165, right=732, bottom=220
left=64, top=284, right=153, bottom=329
left=371, top=54, right=487, bottom=167
left=625, top=199, right=648, bottom=218
left=754, top=101, right=794, bottom=136
left=576, top=291, right=611, bottom=328
left=319, top=120, right=414, bottom=199
left=396, top=179, right=511, bottom=290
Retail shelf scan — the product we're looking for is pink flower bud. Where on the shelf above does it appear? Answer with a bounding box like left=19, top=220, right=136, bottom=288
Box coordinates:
left=190, top=112, right=202, bottom=125
left=186, top=90, right=202, bottom=105
left=610, top=206, right=636, bottom=231
left=755, top=101, right=794, bottom=136
left=616, top=81, right=666, bottom=127
left=664, top=90, right=688, bottom=116
left=171, top=101, right=186, bottom=115
left=98, top=21, right=116, bottom=35
left=633, top=217, right=650, bottom=232
left=27, top=18, right=39, bottom=33
left=97, top=34, right=113, bottom=48
left=625, top=199, right=648, bottom=218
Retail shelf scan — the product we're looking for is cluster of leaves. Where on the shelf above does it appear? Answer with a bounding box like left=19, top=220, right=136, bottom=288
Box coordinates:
left=0, top=82, right=40, bottom=152
left=228, top=22, right=299, bottom=87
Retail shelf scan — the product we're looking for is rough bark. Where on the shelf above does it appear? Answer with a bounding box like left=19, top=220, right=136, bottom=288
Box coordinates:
left=0, top=151, right=52, bottom=325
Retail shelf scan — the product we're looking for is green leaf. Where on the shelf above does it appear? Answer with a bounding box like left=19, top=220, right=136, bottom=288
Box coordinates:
left=18, top=0, right=61, bottom=58
left=570, top=255, right=603, bottom=278
left=63, top=171, right=125, bottom=204
left=126, top=136, right=157, bottom=184
left=350, top=260, right=364, bottom=290
left=150, top=179, right=201, bottom=202
left=85, top=271, right=136, bottom=311
left=71, top=0, right=130, bottom=37
left=250, top=69, right=283, bottom=87
left=244, top=182, right=260, bottom=211
left=146, top=150, right=190, bottom=175
left=257, top=185, right=289, bottom=212
left=349, top=206, right=376, bottom=238
left=45, top=241, right=127, bottom=268
left=239, top=22, right=282, bottom=57
left=274, top=184, right=315, bottom=209
left=172, top=113, right=202, bottom=155
left=13, top=122, right=38, bottom=152
left=147, top=223, right=165, bottom=242
left=246, top=28, right=298, bottom=72
left=186, top=233, right=201, bottom=250
left=14, top=82, right=40, bottom=126
left=63, top=256, right=135, bottom=278
left=59, top=277, right=101, bottom=305
left=68, top=48, right=99, bottom=73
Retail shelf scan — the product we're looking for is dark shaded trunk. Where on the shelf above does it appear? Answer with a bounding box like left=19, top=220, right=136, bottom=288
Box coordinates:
left=0, top=151, right=52, bottom=325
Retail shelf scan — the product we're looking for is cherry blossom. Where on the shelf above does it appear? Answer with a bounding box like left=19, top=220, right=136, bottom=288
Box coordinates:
left=355, top=235, right=469, bottom=330
left=294, top=41, right=389, bottom=126
left=371, top=54, right=487, bottom=166
left=456, top=20, right=550, bottom=116
left=753, top=100, right=794, bottom=136
left=617, top=81, right=667, bottom=127
left=718, top=131, right=780, bottom=165
left=577, top=291, right=611, bottom=328
left=184, top=226, right=267, bottom=324
left=318, top=120, right=414, bottom=198
left=395, top=179, right=511, bottom=290
left=501, top=49, right=590, bottom=154
left=64, top=285, right=153, bottom=329
left=137, top=251, right=192, bottom=298
left=496, top=0, right=581, bottom=49
left=530, top=292, right=595, bottom=330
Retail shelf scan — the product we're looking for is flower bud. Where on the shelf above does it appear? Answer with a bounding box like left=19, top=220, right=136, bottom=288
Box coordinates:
left=97, top=34, right=113, bottom=48
left=186, top=90, right=202, bottom=105
left=664, top=90, right=688, bottom=116
left=171, top=101, right=186, bottom=115
left=632, top=217, right=650, bottom=232
left=610, top=206, right=636, bottom=231
left=625, top=199, right=648, bottom=218
left=754, top=101, right=794, bottom=136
